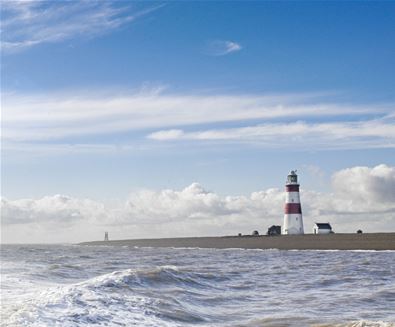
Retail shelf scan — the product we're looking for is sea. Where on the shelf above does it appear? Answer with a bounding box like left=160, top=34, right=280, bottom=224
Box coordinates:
left=1, top=245, right=394, bottom=327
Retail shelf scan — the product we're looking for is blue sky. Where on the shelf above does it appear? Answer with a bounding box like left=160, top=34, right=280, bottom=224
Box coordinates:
left=1, top=1, right=395, bottom=242
left=3, top=2, right=395, bottom=98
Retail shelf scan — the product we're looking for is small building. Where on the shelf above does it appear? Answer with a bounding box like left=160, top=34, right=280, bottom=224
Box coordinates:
left=252, top=230, right=259, bottom=236
left=267, top=225, right=281, bottom=236
left=313, top=223, right=333, bottom=234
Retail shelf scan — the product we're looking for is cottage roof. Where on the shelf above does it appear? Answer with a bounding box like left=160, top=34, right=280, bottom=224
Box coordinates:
left=314, top=223, right=332, bottom=229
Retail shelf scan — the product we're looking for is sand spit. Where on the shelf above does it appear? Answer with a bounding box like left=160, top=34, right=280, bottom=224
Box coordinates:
left=79, top=233, right=395, bottom=250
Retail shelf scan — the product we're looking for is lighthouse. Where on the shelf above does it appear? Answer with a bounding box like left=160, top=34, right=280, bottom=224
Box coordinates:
left=282, top=170, right=304, bottom=235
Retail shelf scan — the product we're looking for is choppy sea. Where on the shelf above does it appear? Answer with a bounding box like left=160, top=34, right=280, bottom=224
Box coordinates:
left=1, top=245, right=394, bottom=327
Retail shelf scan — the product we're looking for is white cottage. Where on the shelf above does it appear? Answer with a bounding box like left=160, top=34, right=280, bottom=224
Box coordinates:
left=313, top=223, right=333, bottom=234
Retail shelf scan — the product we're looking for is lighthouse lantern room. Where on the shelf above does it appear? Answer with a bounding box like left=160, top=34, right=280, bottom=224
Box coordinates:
left=282, top=170, right=304, bottom=235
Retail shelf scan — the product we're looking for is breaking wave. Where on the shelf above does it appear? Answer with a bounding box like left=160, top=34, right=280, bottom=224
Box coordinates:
left=3, top=266, right=218, bottom=326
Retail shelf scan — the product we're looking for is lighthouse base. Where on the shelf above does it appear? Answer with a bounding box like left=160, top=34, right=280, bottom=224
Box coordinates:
left=283, top=214, right=304, bottom=235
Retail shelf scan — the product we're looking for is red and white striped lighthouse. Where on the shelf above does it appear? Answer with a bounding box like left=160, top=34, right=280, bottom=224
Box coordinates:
left=282, top=170, right=304, bottom=235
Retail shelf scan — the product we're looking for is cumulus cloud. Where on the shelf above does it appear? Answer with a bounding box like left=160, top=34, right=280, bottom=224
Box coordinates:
left=205, top=40, right=242, bottom=56
left=2, top=165, right=395, bottom=243
left=121, top=183, right=283, bottom=224
left=1, top=1, right=162, bottom=52
left=332, top=164, right=395, bottom=205
left=1, top=195, right=109, bottom=226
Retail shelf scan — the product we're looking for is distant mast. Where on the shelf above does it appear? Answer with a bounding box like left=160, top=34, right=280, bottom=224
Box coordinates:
left=104, top=232, right=109, bottom=241
left=282, top=170, right=304, bottom=235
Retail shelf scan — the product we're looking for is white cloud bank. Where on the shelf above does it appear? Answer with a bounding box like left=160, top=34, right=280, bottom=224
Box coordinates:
left=1, top=1, right=161, bottom=52
left=2, top=165, right=395, bottom=243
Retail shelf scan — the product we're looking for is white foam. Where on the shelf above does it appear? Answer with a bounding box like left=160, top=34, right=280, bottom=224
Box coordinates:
left=314, top=321, right=395, bottom=327
left=1, top=269, right=180, bottom=327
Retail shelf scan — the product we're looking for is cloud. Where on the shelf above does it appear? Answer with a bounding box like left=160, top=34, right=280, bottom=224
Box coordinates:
left=3, top=89, right=391, bottom=152
left=148, top=129, right=185, bottom=141
left=147, top=119, right=395, bottom=149
left=1, top=1, right=162, bottom=52
left=332, top=164, right=395, bottom=204
left=205, top=40, right=242, bottom=56
left=2, top=165, right=395, bottom=243
left=1, top=194, right=109, bottom=226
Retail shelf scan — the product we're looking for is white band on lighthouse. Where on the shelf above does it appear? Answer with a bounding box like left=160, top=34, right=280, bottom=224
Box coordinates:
left=285, top=192, right=300, bottom=203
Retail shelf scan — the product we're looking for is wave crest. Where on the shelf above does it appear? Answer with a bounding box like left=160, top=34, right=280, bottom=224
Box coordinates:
left=2, top=266, right=214, bottom=327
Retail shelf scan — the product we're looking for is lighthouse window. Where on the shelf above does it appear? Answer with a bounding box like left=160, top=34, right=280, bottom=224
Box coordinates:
left=296, top=217, right=298, bottom=220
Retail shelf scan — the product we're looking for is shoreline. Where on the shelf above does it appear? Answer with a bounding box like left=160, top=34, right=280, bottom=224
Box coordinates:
left=79, top=232, right=395, bottom=250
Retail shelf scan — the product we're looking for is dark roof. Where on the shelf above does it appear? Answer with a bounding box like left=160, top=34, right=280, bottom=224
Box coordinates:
left=315, top=223, right=332, bottom=229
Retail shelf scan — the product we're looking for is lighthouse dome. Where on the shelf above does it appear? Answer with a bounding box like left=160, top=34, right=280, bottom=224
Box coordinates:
left=287, top=170, right=298, bottom=184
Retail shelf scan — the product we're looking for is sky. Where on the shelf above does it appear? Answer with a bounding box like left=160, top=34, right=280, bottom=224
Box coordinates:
left=1, top=1, right=395, bottom=243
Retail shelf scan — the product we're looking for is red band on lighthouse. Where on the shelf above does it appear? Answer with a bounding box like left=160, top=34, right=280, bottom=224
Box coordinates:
left=284, top=203, right=302, bottom=214
left=286, top=185, right=300, bottom=192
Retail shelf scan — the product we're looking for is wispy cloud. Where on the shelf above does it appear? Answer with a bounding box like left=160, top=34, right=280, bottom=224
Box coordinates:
left=148, top=129, right=185, bottom=141
left=205, top=40, right=242, bottom=56
left=3, top=89, right=386, bottom=150
left=147, top=119, right=395, bottom=149
left=2, top=165, right=395, bottom=242
left=1, top=1, right=162, bottom=52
